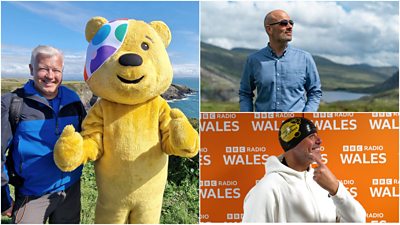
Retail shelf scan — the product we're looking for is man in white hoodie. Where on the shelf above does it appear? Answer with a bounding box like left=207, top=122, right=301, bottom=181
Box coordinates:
left=242, top=117, right=366, bottom=222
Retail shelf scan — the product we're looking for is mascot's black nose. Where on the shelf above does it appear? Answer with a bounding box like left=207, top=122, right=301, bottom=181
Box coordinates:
left=119, top=53, right=143, bottom=67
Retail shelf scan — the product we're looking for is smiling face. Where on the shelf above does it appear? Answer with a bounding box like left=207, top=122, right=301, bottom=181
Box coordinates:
left=85, top=18, right=173, bottom=105
left=290, top=133, right=322, bottom=167
left=30, top=53, right=63, bottom=99
left=265, top=10, right=293, bottom=44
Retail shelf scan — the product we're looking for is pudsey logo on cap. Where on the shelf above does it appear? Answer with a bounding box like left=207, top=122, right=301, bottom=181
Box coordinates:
left=84, top=19, right=129, bottom=81
left=280, top=118, right=301, bottom=142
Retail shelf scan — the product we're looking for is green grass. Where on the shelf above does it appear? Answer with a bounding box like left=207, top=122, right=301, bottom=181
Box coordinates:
left=80, top=162, right=97, bottom=223
left=201, top=101, right=240, bottom=112
left=1, top=78, right=28, bottom=95
left=161, top=176, right=199, bottom=224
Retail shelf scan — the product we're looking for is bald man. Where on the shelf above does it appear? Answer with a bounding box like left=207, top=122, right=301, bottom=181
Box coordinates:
left=239, top=10, right=322, bottom=112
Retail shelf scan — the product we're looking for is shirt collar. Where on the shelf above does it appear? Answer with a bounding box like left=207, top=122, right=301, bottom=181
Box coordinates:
left=24, top=79, right=62, bottom=101
left=267, top=43, right=290, bottom=58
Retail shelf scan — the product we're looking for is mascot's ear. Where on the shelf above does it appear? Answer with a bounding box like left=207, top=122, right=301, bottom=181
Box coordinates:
left=85, top=16, right=108, bottom=42
left=150, top=21, right=171, bottom=48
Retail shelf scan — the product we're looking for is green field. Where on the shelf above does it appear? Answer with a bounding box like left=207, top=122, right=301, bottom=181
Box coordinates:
left=201, top=101, right=240, bottom=112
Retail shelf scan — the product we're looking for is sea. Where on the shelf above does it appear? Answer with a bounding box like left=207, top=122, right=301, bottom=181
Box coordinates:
left=168, top=76, right=199, bottom=119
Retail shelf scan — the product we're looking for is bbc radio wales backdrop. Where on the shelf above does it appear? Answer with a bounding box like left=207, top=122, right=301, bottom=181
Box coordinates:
left=200, top=112, right=399, bottom=222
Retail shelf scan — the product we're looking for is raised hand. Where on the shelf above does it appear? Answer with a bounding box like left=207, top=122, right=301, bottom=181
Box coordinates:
left=54, top=125, right=84, bottom=172
left=168, top=108, right=199, bottom=157
left=312, top=154, right=339, bottom=196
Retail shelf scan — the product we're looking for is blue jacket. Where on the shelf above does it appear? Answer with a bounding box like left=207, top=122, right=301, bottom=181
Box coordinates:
left=1, top=80, right=85, bottom=210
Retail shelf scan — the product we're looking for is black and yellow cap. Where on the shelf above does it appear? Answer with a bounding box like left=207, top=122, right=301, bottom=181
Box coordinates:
left=278, top=117, right=317, bottom=152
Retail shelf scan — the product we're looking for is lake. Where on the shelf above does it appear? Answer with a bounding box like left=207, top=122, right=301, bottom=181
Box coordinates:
left=322, top=91, right=369, bottom=103
left=168, top=76, right=199, bottom=119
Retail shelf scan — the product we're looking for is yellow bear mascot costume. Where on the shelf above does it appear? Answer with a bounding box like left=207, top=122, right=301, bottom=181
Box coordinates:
left=53, top=17, right=199, bottom=224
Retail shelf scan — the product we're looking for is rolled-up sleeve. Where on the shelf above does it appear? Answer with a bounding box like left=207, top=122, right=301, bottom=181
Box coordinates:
left=303, top=53, right=322, bottom=112
left=239, top=57, right=256, bottom=112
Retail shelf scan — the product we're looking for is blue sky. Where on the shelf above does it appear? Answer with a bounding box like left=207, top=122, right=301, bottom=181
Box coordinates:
left=1, top=1, right=199, bottom=80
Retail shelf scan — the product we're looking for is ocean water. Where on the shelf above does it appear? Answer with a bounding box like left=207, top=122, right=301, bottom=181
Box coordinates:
left=168, top=76, right=199, bottom=119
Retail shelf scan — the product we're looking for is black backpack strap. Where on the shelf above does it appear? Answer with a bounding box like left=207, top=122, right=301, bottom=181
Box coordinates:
left=9, top=88, right=24, bottom=134
left=6, top=88, right=25, bottom=187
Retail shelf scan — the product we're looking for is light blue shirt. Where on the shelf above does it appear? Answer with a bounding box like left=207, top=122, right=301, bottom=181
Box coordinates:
left=239, top=44, right=322, bottom=112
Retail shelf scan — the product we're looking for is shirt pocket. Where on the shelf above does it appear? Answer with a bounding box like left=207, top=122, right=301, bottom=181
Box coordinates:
left=284, top=64, right=306, bottom=89
left=256, top=61, right=275, bottom=87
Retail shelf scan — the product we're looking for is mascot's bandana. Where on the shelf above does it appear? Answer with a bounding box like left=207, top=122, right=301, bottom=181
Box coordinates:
left=84, top=19, right=129, bottom=81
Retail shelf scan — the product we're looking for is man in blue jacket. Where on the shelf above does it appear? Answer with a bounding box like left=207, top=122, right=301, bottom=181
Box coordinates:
left=239, top=9, right=322, bottom=112
left=1, top=45, right=86, bottom=223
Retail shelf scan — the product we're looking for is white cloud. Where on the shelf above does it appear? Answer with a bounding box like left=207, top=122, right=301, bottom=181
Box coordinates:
left=201, top=1, right=399, bottom=67
left=11, top=2, right=92, bottom=34
left=1, top=45, right=31, bottom=77
left=62, top=51, right=87, bottom=80
left=1, top=44, right=86, bottom=80
left=173, top=63, right=199, bottom=77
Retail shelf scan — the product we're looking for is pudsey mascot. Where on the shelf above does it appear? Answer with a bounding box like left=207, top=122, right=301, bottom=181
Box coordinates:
left=54, top=17, right=199, bottom=223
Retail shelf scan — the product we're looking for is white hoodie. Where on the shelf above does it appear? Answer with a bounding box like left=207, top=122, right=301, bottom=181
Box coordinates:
left=242, top=155, right=366, bottom=222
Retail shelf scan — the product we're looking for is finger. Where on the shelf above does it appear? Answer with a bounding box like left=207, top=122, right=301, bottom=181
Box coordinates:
left=313, top=168, right=321, bottom=177
left=312, top=154, right=324, bottom=166
left=62, top=125, right=76, bottom=136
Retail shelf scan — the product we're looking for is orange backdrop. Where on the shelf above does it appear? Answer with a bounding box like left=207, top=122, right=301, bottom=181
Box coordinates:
left=200, top=112, right=399, bottom=223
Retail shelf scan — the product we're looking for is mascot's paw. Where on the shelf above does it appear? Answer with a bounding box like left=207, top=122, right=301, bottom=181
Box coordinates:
left=54, top=125, right=84, bottom=172
left=169, top=108, right=199, bottom=157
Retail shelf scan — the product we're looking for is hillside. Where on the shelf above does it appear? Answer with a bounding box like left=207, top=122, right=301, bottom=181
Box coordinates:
left=201, top=42, right=398, bottom=103
left=358, top=70, right=399, bottom=93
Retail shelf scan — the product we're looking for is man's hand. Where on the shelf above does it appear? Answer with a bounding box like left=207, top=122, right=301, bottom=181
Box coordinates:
left=312, top=155, right=339, bottom=196
left=2, top=201, right=14, bottom=217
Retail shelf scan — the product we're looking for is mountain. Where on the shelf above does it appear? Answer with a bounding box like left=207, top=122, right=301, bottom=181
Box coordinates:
left=361, top=70, right=399, bottom=93
left=201, top=42, right=398, bottom=102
